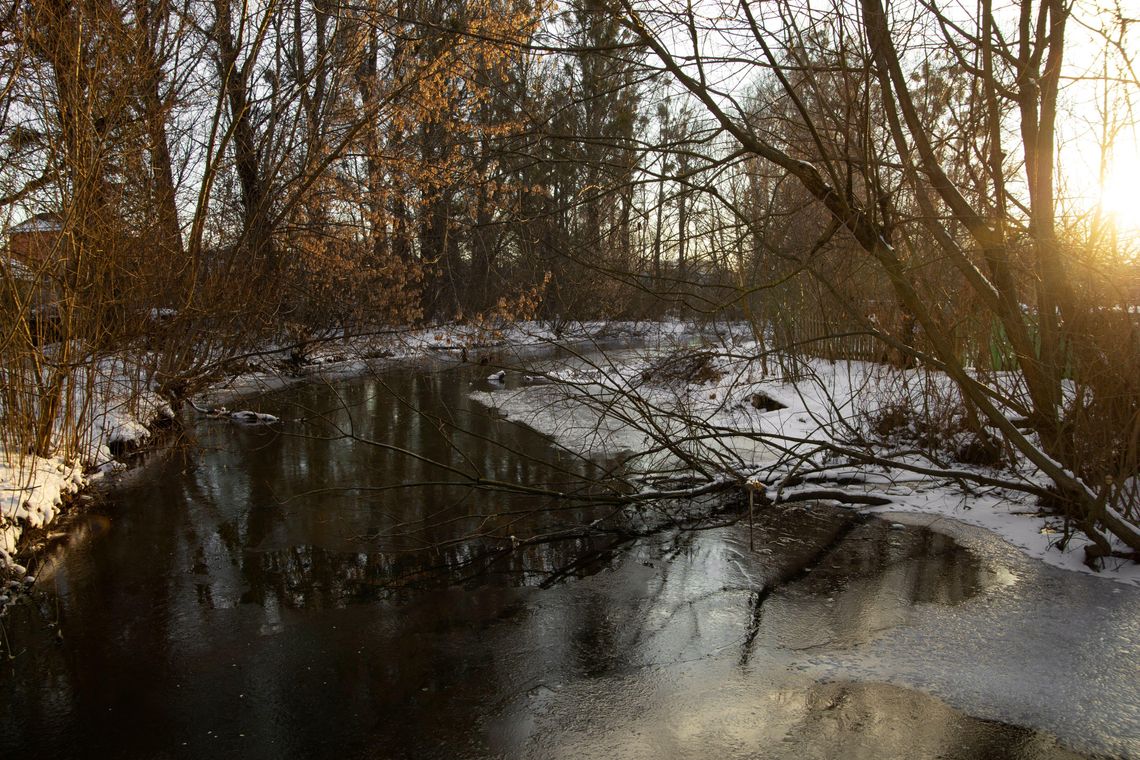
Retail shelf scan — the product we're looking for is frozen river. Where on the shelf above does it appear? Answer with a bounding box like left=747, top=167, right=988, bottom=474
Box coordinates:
left=0, top=358, right=1135, bottom=758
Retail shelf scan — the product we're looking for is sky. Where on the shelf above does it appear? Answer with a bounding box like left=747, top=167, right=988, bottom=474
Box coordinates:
left=1056, top=0, right=1140, bottom=248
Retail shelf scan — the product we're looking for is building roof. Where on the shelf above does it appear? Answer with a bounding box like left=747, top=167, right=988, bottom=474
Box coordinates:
left=9, top=213, right=63, bottom=234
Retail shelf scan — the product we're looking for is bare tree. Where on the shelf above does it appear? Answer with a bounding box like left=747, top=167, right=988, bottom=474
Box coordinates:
left=597, top=0, right=1140, bottom=554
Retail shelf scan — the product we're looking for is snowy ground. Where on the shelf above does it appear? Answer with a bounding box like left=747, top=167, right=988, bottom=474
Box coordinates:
left=467, top=335, right=1140, bottom=587
left=204, top=319, right=698, bottom=399
left=0, top=353, right=174, bottom=573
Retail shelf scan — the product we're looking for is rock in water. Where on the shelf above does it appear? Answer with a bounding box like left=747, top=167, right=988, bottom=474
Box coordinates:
left=230, top=411, right=281, bottom=425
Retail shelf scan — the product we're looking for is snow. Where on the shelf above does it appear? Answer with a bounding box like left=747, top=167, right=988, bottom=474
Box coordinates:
left=107, top=418, right=151, bottom=445
left=0, top=455, right=84, bottom=563
left=468, top=336, right=1140, bottom=587
left=9, top=215, right=62, bottom=234
left=227, top=410, right=280, bottom=425
left=81, top=355, right=173, bottom=468
left=0, top=351, right=173, bottom=577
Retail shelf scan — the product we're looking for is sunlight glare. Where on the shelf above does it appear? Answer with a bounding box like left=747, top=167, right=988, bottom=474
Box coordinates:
left=1096, top=151, right=1140, bottom=237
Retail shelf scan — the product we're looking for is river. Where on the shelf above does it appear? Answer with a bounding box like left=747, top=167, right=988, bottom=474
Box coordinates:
left=0, top=358, right=1135, bottom=758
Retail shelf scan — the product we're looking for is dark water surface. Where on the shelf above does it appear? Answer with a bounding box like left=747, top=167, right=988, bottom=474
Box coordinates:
left=0, top=361, right=1107, bottom=758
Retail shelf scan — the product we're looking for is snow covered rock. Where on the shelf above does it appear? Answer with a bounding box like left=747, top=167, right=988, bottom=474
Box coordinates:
left=229, top=410, right=281, bottom=425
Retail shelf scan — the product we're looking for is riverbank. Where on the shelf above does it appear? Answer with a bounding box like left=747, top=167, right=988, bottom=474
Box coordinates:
left=469, top=339, right=1140, bottom=587
left=0, top=353, right=176, bottom=581
left=195, top=319, right=702, bottom=404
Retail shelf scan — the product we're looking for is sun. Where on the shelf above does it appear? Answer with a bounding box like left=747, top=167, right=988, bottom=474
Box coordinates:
left=1056, top=137, right=1140, bottom=256
left=1097, top=164, right=1140, bottom=230
left=1084, top=140, right=1140, bottom=250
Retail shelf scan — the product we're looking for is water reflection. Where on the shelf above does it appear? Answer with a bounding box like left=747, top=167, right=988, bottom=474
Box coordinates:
left=0, top=361, right=1099, bottom=759
left=516, top=673, right=1087, bottom=760
left=234, top=533, right=623, bottom=611
left=755, top=517, right=1000, bottom=653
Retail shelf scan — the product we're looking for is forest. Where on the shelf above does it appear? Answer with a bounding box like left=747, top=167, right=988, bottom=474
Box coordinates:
left=1, top=0, right=1139, bottom=559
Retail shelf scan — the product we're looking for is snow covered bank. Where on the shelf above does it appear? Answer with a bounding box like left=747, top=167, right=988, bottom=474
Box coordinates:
left=200, top=318, right=706, bottom=403
left=0, top=456, right=84, bottom=570
left=469, top=339, right=1140, bottom=587
left=0, top=353, right=174, bottom=579
left=14, top=318, right=1131, bottom=593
